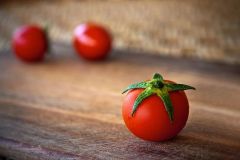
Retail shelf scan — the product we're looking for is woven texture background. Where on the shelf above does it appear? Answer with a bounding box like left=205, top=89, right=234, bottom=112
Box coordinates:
left=0, top=0, right=240, bottom=64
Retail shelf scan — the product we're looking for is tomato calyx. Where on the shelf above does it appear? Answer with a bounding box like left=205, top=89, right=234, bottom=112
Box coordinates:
left=122, top=73, right=195, bottom=122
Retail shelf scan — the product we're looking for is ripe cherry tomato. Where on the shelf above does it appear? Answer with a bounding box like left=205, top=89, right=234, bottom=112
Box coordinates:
left=12, top=25, right=48, bottom=62
left=73, top=23, right=112, bottom=61
left=122, top=73, right=195, bottom=141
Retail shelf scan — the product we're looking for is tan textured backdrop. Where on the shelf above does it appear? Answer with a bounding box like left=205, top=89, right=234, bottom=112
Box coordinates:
left=0, top=0, right=240, bottom=64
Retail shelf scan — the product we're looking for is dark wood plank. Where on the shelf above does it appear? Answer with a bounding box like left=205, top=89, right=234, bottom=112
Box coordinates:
left=0, top=43, right=239, bottom=159
left=0, top=102, right=239, bottom=160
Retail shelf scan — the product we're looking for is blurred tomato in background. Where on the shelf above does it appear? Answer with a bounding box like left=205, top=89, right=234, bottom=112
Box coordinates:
left=12, top=25, right=48, bottom=62
left=73, top=23, right=112, bottom=61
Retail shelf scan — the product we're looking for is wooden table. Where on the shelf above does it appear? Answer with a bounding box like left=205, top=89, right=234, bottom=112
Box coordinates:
left=0, top=44, right=239, bottom=159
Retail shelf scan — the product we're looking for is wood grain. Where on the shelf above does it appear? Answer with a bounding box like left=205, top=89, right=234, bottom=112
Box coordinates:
left=0, top=43, right=240, bottom=159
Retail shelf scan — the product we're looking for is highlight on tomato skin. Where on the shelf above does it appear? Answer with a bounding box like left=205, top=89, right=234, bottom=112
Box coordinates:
left=73, top=23, right=112, bottom=61
left=12, top=25, right=48, bottom=63
left=121, top=73, right=195, bottom=142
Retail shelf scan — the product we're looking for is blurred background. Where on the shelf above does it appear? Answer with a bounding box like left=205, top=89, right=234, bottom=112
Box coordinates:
left=0, top=0, right=240, bottom=64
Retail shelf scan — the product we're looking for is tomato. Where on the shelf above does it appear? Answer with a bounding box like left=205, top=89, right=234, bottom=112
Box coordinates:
left=73, top=23, right=112, bottom=61
left=12, top=25, right=48, bottom=62
left=122, top=73, right=195, bottom=141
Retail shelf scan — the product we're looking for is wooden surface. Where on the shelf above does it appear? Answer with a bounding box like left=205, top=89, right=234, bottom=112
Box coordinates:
left=0, top=44, right=240, bottom=160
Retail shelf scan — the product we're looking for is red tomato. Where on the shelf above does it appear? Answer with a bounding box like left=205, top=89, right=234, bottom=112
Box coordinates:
left=122, top=88, right=189, bottom=141
left=12, top=25, right=48, bottom=62
left=73, top=23, right=112, bottom=61
left=122, top=73, right=195, bottom=141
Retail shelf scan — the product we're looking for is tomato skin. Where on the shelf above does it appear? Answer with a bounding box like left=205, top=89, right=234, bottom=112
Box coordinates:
left=122, top=88, right=189, bottom=141
left=12, top=25, right=47, bottom=62
left=73, top=23, right=112, bottom=61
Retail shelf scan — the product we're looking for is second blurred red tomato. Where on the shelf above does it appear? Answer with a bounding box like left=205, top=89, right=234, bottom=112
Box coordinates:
left=73, top=23, right=112, bottom=61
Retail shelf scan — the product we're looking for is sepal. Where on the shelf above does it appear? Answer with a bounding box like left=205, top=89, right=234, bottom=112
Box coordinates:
left=122, top=82, right=148, bottom=94
left=165, top=83, right=195, bottom=91
left=131, top=89, right=153, bottom=116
